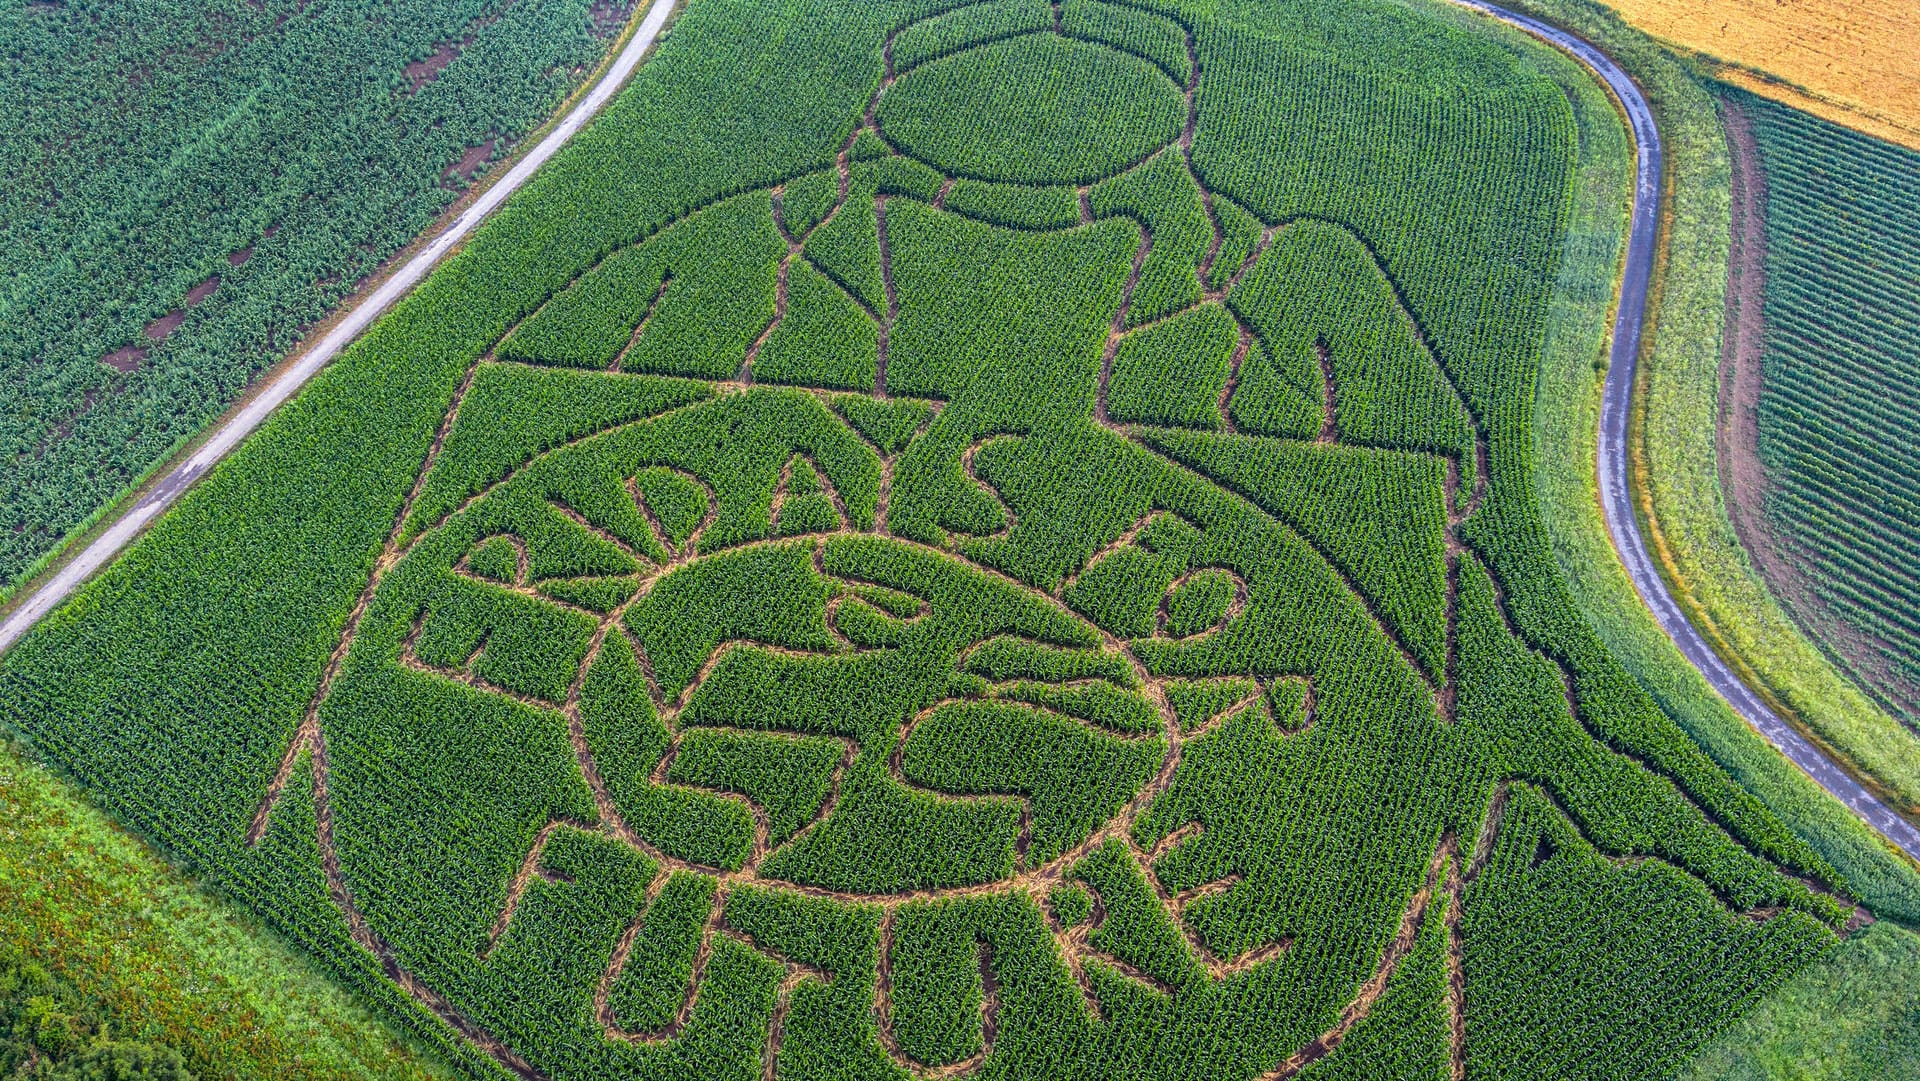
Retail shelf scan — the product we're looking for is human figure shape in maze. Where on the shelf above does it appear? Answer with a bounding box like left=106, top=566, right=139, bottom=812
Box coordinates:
left=261, top=3, right=1844, bottom=1078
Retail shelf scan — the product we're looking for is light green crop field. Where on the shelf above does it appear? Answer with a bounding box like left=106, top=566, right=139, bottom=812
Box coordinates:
left=0, top=0, right=1892, bottom=1078
left=1731, top=90, right=1920, bottom=751
left=0, top=739, right=454, bottom=1080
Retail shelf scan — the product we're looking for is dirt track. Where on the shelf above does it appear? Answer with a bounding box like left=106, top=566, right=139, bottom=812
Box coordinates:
left=1449, top=0, right=1920, bottom=860
left=0, top=0, right=682, bottom=658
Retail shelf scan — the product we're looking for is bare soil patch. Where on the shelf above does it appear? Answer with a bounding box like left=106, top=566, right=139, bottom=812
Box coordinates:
left=588, top=0, right=636, bottom=39
left=143, top=309, right=186, bottom=342
left=1717, top=98, right=1773, bottom=585
left=185, top=274, right=221, bottom=306
left=101, top=345, right=148, bottom=373
left=405, top=39, right=467, bottom=93
left=444, top=138, right=497, bottom=186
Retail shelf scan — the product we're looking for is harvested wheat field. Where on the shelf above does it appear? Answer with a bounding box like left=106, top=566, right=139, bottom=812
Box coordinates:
left=1600, top=0, right=1920, bottom=148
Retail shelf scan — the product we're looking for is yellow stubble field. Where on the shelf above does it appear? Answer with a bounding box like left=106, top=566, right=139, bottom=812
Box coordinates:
left=1601, top=0, right=1920, bottom=149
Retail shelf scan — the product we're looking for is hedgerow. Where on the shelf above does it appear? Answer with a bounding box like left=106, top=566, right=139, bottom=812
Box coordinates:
left=0, top=945, right=194, bottom=1080
left=0, top=0, right=1857, bottom=1077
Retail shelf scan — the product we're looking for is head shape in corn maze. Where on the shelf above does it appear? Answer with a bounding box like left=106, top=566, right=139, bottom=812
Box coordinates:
left=267, top=5, right=1840, bottom=1078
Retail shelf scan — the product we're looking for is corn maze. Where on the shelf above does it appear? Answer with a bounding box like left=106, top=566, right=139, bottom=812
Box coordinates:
left=0, top=1, right=1863, bottom=1079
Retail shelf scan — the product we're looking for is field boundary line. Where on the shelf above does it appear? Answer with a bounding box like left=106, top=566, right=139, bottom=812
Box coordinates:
left=1446, top=0, right=1920, bottom=861
left=0, top=0, right=683, bottom=658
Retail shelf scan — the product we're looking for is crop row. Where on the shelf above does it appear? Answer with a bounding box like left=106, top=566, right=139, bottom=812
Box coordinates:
left=0, top=0, right=1857, bottom=1077
left=0, top=0, right=631, bottom=588
left=1737, top=89, right=1920, bottom=725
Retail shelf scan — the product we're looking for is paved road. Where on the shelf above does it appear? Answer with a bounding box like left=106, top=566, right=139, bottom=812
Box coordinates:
left=4, top=0, right=1912, bottom=865
left=0, top=0, right=679, bottom=658
left=1452, top=0, right=1920, bottom=860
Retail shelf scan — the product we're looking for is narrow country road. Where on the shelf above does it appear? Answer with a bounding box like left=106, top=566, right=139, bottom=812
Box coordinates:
left=3, top=0, right=1912, bottom=866
left=0, top=0, right=679, bottom=657
left=1451, top=0, right=1920, bottom=860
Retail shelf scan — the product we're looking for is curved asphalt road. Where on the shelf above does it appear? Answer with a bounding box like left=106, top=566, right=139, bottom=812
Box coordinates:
left=1451, top=0, right=1920, bottom=860
left=0, top=0, right=679, bottom=657
left=2, top=0, right=1911, bottom=864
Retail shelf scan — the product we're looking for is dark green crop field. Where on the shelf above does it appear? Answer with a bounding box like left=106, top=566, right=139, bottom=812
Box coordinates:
left=0, top=0, right=636, bottom=591
left=0, top=1, right=1868, bottom=1079
left=1734, top=89, right=1920, bottom=733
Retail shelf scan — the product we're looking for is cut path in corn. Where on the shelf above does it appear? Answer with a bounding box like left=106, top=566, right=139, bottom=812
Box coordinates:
left=1449, top=0, right=1920, bottom=863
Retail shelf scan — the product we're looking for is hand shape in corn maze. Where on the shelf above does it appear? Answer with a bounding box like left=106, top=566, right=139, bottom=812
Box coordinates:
left=244, top=7, right=1835, bottom=1079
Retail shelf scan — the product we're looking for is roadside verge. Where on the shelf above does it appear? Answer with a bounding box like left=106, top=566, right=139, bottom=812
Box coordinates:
left=1480, top=0, right=1920, bottom=918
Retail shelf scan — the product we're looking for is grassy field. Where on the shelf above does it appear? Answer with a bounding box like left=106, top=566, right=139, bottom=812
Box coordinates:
left=0, top=0, right=1875, bottom=1077
left=1593, top=0, right=1920, bottom=151
left=0, top=0, right=638, bottom=596
left=0, top=739, right=453, bottom=1080
left=1682, top=919, right=1920, bottom=1081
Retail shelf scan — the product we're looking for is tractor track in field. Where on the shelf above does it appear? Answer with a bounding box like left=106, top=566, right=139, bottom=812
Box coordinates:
left=0, top=0, right=683, bottom=659
left=1446, top=0, right=1920, bottom=861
